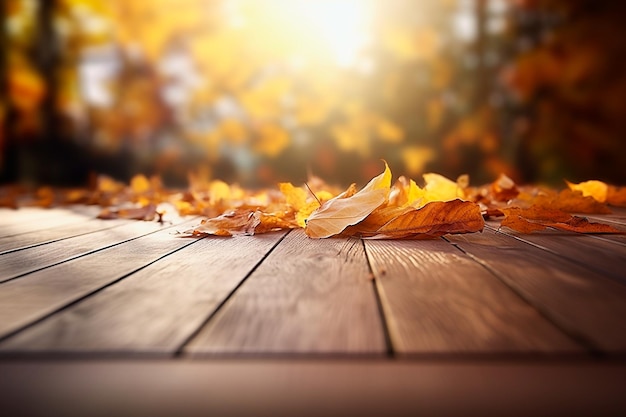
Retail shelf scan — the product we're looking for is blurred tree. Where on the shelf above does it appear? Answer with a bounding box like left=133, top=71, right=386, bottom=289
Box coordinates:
left=1, top=0, right=624, bottom=187
left=506, top=0, right=626, bottom=184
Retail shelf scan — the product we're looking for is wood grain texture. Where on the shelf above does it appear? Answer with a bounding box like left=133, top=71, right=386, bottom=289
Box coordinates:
left=0, top=231, right=287, bottom=354
left=185, top=229, right=387, bottom=355
left=489, top=222, right=626, bottom=285
left=364, top=238, right=580, bottom=355
left=0, top=206, right=98, bottom=238
left=0, top=216, right=191, bottom=283
left=447, top=229, right=626, bottom=352
left=0, top=218, right=130, bottom=254
left=0, top=218, right=201, bottom=340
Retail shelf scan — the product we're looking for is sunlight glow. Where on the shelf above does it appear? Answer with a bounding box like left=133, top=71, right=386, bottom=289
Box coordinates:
left=232, top=0, right=373, bottom=68
left=294, top=0, right=371, bottom=67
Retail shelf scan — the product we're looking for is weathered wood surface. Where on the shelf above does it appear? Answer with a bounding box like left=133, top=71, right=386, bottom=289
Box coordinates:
left=447, top=229, right=626, bottom=352
left=0, top=214, right=193, bottom=283
left=364, top=238, right=580, bottom=355
left=1, top=206, right=626, bottom=416
left=1, top=207, right=625, bottom=357
left=486, top=221, right=626, bottom=285
left=0, top=218, right=199, bottom=341
left=0, top=206, right=99, bottom=238
left=0, top=230, right=288, bottom=354
left=185, top=230, right=386, bottom=355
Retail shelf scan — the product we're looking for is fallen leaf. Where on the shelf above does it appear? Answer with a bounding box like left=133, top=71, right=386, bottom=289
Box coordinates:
left=533, top=189, right=611, bottom=214
left=345, top=199, right=484, bottom=239
left=490, top=173, right=519, bottom=202
left=97, top=204, right=158, bottom=221
left=305, top=162, right=391, bottom=238
left=186, top=209, right=261, bottom=236
left=607, top=185, right=626, bottom=207
left=500, top=206, right=622, bottom=234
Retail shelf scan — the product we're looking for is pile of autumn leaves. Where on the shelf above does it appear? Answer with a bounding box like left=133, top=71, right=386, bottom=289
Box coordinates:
left=185, top=163, right=624, bottom=238
left=3, top=163, right=624, bottom=238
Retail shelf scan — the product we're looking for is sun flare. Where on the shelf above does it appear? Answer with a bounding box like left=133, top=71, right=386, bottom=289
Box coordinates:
left=231, top=0, right=372, bottom=68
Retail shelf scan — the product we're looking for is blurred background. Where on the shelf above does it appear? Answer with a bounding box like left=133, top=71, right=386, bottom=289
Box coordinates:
left=1, top=0, right=625, bottom=188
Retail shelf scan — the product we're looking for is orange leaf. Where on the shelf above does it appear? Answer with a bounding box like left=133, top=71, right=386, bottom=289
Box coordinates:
left=500, top=206, right=622, bottom=234
left=566, top=180, right=608, bottom=203
left=533, top=189, right=611, bottom=214
left=490, top=173, right=519, bottom=202
left=350, top=199, right=484, bottom=239
left=607, top=185, right=626, bottom=207
left=187, top=209, right=261, bottom=237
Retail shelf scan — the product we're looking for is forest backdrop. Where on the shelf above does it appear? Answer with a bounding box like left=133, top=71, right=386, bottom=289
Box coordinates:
left=1, top=0, right=625, bottom=188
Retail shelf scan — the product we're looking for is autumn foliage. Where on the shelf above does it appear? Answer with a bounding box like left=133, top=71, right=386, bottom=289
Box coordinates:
left=2, top=164, right=623, bottom=239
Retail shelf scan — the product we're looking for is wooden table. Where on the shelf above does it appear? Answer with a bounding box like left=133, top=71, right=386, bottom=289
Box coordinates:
left=1, top=206, right=625, bottom=416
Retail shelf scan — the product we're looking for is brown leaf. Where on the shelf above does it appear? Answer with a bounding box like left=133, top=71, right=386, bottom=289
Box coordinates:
left=490, top=173, right=519, bottom=202
left=346, top=199, right=484, bottom=239
left=186, top=209, right=261, bottom=236
left=533, top=189, right=611, bottom=214
left=500, top=206, right=622, bottom=234
left=97, top=204, right=158, bottom=221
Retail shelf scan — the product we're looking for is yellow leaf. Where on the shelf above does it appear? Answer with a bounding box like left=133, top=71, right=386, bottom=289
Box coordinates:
left=566, top=180, right=608, bottom=203
left=279, top=183, right=308, bottom=211
left=131, top=174, right=151, bottom=194
left=418, top=172, right=466, bottom=206
left=209, top=180, right=231, bottom=204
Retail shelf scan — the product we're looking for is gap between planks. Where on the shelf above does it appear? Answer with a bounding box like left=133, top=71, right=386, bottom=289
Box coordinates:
left=0, top=217, right=203, bottom=343
left=0, top=215, right=201, bottom=284
left=445, top=228, right=626, bottom=354
left=0, top=230, right=291, bottom=355
left=363, top=237, right=582, bottom=356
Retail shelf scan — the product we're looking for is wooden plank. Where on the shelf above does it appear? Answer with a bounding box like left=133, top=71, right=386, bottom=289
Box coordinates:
left=0, top=231, right=287, bottom=354
left=0, top=359, right=625, bottom=417
left=0, top=218, right=131, bottom=254
left=0, top=218, right=201, bottom=341
left=0, top=216, right=193, bottom=283
left=185, top=230, right=387, bottom=355
left=0, top=206, right=93, bottom=225
left=447, top=229, right=626, bottom=352
left=488, top=223, right=626, bottom=285
left=0, top=206, right=99, bottom=238
left=364, top=238, right=580, bottom=355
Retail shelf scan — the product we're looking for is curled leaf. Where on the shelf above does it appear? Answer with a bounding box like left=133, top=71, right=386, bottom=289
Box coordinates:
left=305, top=162, right=391, bottom=238
left=346, top=199, right=484, bottom=239
left=186, top=209, right=261, bottom=236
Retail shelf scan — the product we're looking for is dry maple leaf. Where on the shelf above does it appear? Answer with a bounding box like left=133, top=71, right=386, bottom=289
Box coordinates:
left=500, top=206, right=622, bottom=234
left=305, top=162, right=391, bottom=238
left=345, top=199, right=484, bottom=239
left=528, top=189, right=611, bottom=214
left=186, top=209, right=261, bottom=236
